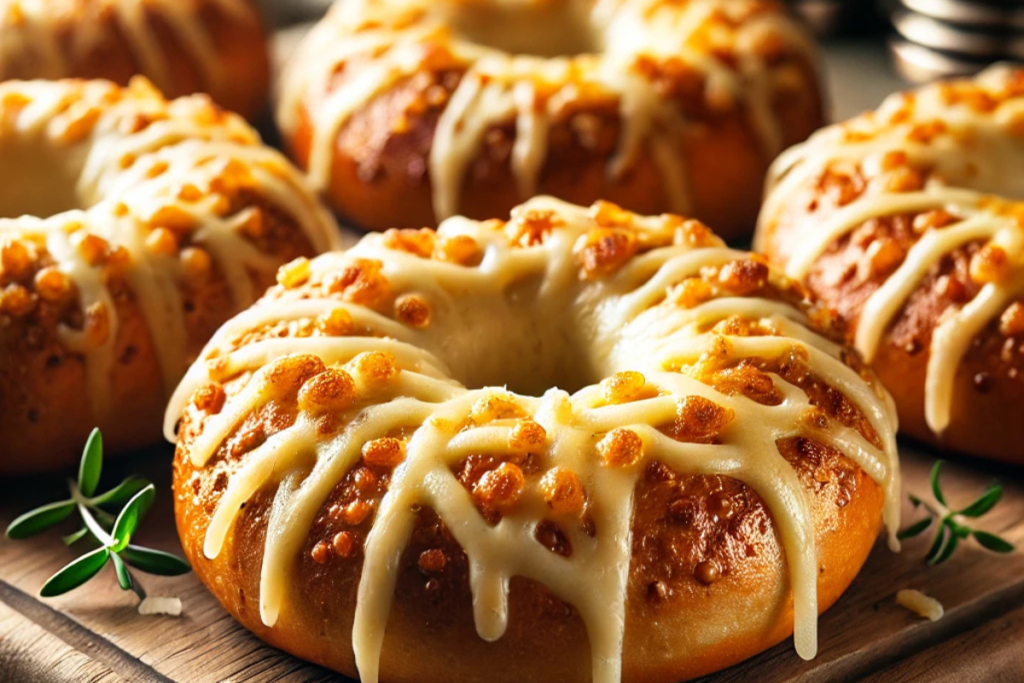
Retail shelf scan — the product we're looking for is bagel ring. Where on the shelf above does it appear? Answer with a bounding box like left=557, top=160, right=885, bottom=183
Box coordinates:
left=757, top=65, right=1024, bottom=463
left=0, top=78, right=340, bottom=473
left=0, top=0, right=270, bottom=119
left=278, top=0, right=824, bottom=240
left=169, top=198, right=900, bottom=683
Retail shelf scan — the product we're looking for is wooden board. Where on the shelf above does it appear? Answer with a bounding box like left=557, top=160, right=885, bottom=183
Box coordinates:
left=1, top=444, right=1023, bottom=683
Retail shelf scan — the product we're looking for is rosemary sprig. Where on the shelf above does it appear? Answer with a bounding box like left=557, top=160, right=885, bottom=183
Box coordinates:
left=898, top=460, right=1015, bottom=565
left=5, top=429, right=190, bottom=601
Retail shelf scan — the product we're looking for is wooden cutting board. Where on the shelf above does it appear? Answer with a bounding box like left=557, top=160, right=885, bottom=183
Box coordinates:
left=1, top=443, right=1023, bottom=683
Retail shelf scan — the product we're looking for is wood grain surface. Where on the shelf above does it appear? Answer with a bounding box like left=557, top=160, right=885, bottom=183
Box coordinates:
left=1, top=444, right=1022, bottom=683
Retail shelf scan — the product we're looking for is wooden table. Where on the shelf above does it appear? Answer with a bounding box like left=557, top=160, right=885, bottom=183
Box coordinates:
left=1, top=443, right=1023, bottom=683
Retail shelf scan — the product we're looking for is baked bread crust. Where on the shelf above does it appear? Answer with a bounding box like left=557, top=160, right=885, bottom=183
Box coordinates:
left=0, top=0, right=270, bottom=119
left=174, top=436, right=883, bottom=683
left=278, top=0, right=824, bottom=240
left=0, top=79, right=339, bottom=473
left=756, top=66, right=1024, bottom=463
left=169, top=199, right=899, bottom=682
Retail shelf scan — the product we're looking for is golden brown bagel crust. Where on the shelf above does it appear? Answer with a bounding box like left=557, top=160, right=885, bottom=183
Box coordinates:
left=757, top=69, right=1024, bottom=464
left=280, top=0, right=824, bottom=240
left=173, top=378, right=882, bottom=683
left=170, top=201, right=894, bottom=682
left=0, top=205, right=313, bottom=473
left=781, top=206, right=1024, bottom=463
left=0, top=79, right=338, bottom=474
left=287, top=68, right=823, bottom=242
left=0, top=0, right=270, bottom=119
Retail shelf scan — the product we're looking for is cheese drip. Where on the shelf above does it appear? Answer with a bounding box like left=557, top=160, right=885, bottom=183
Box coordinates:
left=278, top=0, right=814, bottom=222
left=0, top=79, right=340, bottom=417
left=757, top=64, right=1024, bottom=435
left=168, top=197, right=900, bottom=683
left=0, top=0, right=255, bottom=98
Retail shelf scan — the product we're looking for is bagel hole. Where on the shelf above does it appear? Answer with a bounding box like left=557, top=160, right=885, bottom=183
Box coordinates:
left=427, top=273, right=606, bottom=397
left=0, top=137, right=85, bottom=218
left=439, top=0, right=602, bottom=58
left=445, top=330, right=602, bottom=397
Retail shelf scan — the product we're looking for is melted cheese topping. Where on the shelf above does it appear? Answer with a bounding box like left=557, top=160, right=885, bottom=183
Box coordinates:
left=167, top=197, right=900, bottom=683
left=278, top=0, right=815, bottom=222
left=0, top=78, right=340, bottom=417
left=757, top=64, right=1024, bottom=435
left=0, top=0, right=256, bottom=99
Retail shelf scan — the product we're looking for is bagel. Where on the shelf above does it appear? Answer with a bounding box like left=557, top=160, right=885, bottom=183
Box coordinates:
left=168, top=198, right=900, bottom=683
left=756, top=65, right=1024, bottom=464
left=0, top=0, right=270, bottom=119
left=0, top=78, right=340, bottom=474
left=277, top=0, right=824, bottom=240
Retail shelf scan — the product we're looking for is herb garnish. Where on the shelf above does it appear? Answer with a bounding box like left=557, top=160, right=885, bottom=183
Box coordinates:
left=5, top=429, right=190, bottom=601
left=898, top=460, right=1015, bottom=565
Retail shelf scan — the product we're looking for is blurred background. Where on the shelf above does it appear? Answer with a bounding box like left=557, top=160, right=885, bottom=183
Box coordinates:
left=790, top=0, right=1024, bottom=82
left=256, top=0, right=1024, bottom=121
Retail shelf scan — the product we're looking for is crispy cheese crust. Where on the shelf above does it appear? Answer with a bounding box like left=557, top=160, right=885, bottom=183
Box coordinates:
left=757, top=66, right=1024, bottom=463
left=0, top=0, right=270, bottom=119
left=170, top=199, right=898, bottom=682
left=279, top=0, right=824, bottom=240
left=0, top=79, right=338, bottom=472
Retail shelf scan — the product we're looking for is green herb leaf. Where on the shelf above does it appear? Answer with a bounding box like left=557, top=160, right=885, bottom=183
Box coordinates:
left=62, top=528, right=90, bottom=546
left=907, top=465, right=1013, bottom=565
left=897, top=516, right=933, bottom=540
left=110, top=485, right=155, bottom=552
left=948, top=519, right=972, bottom=539
left=91, top=506, right=116, bottom=527
left=78, top=429, right=104, bottom=498
left=40, top=547, right=110, bottom=597
left=929, top=461, right=946, bottom=507
left=924, top=521, right=948, bottom=564
left=9, top=429, right=191, bottom=602
left=121, top=545, right=191, bottom=576
left=930, top=530, right=959, bottom=565
left=6, top=500, right=75, bottom=539
left=958, top=483, right=1003, bottom=518
left=110, top=552, right=133, bottom=591
left=973, top=531, right=1015, bottom=554
left=91, top=476, right=150, bottom=508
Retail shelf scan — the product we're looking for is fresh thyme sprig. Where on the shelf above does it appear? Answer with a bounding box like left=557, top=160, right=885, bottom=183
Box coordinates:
left=5, top=429, right=190, bottom=600
left=898, top=460, right=1015, bottom=565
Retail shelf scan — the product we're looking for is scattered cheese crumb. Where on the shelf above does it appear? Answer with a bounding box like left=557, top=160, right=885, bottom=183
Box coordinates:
left=896, top=589, right=943, bottom=622
left=138, top=596, right=183, bottom=617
